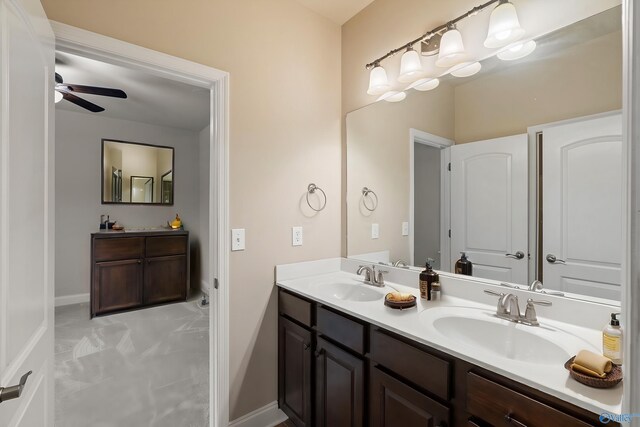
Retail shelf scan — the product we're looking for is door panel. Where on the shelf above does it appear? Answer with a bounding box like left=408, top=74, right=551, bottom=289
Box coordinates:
left=450, top=135, right=528, bottom=284
left=0, top=0, right=54, bottom=425
left=143, top=255, right=187, bottom=304
left=542, top=114, right=622, bottom=299
left=94, top=259, right=144, bottom=315
left=278, top=316, right=312, bottom=427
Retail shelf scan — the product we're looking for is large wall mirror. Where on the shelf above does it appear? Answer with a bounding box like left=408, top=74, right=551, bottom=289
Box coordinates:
left=102, top=139, right=174, bottom=205
left=346, top=5, right=622, bottom=302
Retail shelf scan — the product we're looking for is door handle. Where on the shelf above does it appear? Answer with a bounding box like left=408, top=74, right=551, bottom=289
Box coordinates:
left=546, top=254, right=566, bottom=264
left=505, top=251, right=525, bottom=260
left=0, top=371, right=32, bottom=403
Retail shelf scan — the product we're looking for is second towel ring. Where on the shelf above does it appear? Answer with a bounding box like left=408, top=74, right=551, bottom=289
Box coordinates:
left=306, top=183, right=327, bottom=212
left=362, top=187, right=378, bottom=211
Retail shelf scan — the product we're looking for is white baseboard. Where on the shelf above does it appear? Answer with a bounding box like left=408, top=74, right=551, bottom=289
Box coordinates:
left=55, top=293, right=90, bottom=307
left=228, top=401, right=287, bottom=427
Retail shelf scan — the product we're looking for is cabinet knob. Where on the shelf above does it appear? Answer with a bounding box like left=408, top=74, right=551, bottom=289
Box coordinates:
left=137, top=260, right=142, bottom=264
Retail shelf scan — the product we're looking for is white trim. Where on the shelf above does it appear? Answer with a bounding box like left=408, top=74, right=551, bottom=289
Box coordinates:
left=54, top=293, right=89, bottom=307
left=228, top=401, right=287, bottom=427
left=408, top=129, right=453, bottom=269
left=201, top=280, right=210, bottom=296
left=50, top=23, right=230, bottom=427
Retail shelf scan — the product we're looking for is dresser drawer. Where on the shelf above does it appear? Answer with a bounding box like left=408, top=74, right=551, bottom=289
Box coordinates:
left=370, top=328, right=450, bottom=400
left=279, top=290, right=313, bottom=328
left=145, top=235, right=187, bottom=257
left=93, top=237, right=144, bottom=262
left=467, top=372, right=593, bottom=427
left=316, top=306, right=365, bottom=354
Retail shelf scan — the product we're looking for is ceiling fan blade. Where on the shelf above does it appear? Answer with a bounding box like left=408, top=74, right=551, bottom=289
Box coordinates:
left=65, top=84, right=127, bottom=99
left=61, top=91, right=105, bottom=112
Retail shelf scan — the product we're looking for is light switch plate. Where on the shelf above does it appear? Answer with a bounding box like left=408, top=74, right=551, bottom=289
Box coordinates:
left=292, top=226, right=303, bottom=246
left=231, top=228, right=245, bottom=251
left=372, top=223, right=380, bottom=239
left=402, top=222, right=409, bottom=236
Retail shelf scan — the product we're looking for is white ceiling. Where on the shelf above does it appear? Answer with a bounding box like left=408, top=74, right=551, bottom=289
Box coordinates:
left=55, top=51, right=210, bottom=131
left=293, top=0, right=375, bottom=25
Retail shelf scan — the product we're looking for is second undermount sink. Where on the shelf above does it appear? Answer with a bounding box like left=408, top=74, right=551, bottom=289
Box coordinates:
left=419, top=307, right=590, bottom=365
left=310, top=280, right=388, bottom=302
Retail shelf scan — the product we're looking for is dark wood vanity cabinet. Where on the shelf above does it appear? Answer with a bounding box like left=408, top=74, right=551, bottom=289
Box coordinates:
left=91, top=231, right=189, bottom=317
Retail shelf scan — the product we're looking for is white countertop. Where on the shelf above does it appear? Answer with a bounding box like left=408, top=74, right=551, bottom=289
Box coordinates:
left=276, top=263, right=623, bottom=417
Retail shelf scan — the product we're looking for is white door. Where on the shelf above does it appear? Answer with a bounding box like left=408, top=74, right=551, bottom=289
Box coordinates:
left=450, top=135, right=528, bottom=284
left=542, top=114, right=622, bottom=300
left=0, top=0, right=55, bottom=425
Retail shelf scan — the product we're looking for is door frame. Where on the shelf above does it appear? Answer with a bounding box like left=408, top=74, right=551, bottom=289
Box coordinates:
left=408, top=129, right=453, bottom=269
left=50, top=22, right=230, bottom=427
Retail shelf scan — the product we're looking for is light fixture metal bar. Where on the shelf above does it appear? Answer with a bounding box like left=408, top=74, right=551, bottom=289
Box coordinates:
left=365, top=0, right=501, bottom=69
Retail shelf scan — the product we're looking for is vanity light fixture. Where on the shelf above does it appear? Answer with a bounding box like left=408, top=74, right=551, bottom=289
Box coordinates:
left=497, top=39, right=537, bottom=61
left=398, top=47, right=424, bottom=83
left=421, top=33, right=441, bottom=56
left=436, top=24, right=468, bottom=68
left=484, top=0, right=525, bottom=48
left=377, top=91, right=407, bottom=103
left=449, top=61, right=482, bottom=78
left=54, top=90, right=63, bottom=103
left=406, top=77, right=440, bottom=92
left=367, top=64, right=391, bottom=95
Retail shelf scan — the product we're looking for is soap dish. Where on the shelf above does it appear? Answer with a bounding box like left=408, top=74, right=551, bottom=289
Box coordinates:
left=564, top=356, right=623, bottom=388
left=384, top=293, right=416, bottom=310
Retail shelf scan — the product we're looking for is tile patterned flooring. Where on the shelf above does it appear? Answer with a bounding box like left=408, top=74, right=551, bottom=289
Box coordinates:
left=55, top=300, right=209, bottom=427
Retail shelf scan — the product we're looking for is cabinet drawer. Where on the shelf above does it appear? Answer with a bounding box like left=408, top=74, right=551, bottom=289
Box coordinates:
left=145, top=235, right=187, bottom=257
left=93, top=237, right=144, bottom=262
left=316, top=306, right=365, bottom=354
left=370, top=328, right=450, bottom=400
left=467, top=372, right=593, bottom=427
left=279, top=290, right=313, bottom=327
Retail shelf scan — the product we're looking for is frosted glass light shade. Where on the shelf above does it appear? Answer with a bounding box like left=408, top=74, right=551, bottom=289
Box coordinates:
left=406, top=78, right=440, bottom=92
left=54, top=90, right=63, bottom=103
left=367, top=66, right=391, bottom=95
left=450, top=61, right=482, bottom=78
left=377, top=91, right=406, bottom=103
left=436, top=28, right=467, bottom=68
left=484, top=1, right=525, bottom=48
left=398, top=49, right=424, bottom=83
left=497, top=40, right=536, bottom=61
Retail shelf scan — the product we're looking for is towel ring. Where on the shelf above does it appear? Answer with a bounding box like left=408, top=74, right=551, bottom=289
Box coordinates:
left=306, top=183, right=327, bottom=212
left=362, top=187, right=378, bottom=211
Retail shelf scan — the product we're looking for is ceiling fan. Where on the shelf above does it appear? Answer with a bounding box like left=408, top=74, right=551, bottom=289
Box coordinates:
left=54, top=72, right=127, bottom=113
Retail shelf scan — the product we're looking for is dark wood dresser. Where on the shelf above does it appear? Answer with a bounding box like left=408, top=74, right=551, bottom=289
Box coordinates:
left=90, top=230, right=189, bottom=317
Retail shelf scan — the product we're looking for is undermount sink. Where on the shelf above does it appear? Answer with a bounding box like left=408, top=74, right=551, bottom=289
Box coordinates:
left=310, top=280, right=388, bottom=302
left=420, top=307, right=586, bottom=365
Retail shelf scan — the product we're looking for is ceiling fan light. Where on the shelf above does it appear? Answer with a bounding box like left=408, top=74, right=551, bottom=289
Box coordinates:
left=484, top=1, right=525, bottom=49
left=54, top=90, right=63, bottom=103
left=406, top=78, right=440, bottom=92
left=450, top=61, right=482, bottom=78
left=377, top=91, right=406, bottom=103
left=367, top=65, right=391, bottom=96
left=497, top=40, right=537, bottom=61
left=436, top=27, right=468, bottom=68
left=398, top=48, right=424, bottom=83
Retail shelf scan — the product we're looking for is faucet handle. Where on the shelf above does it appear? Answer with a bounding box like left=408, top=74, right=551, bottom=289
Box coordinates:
left=376, top=269, right=388, bottom=285
left=483, top=289, right=504, bottom=297
left=527, top=298, right=552, bottom=306
left=524, top=298, right=551, bottom=326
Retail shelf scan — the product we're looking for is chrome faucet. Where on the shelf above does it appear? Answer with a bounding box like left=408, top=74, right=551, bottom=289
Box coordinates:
left=529, top=279, right=565, bottom=296
left=484, top=289, right=552, bottom=326
left=357, top=265, right=387, bottom=287
left=393, top=260, right=408, bottom=268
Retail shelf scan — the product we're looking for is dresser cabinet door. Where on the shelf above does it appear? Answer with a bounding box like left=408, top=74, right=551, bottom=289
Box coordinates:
left=143, top=254, right=187, bottom=305
left=93, top=259, right=143, bottom=316
left=279, top=316, right=313, bottom=427
left=370, top=366, right=449, bottom=427
left=315, top=337, right=364, bottom=427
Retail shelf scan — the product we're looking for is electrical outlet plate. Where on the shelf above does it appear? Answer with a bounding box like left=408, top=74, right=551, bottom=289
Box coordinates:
left=231, top=228, right=245, bottom=251
left=372, top=223, right=380, bottom=239
left=402, top=222, right=409, bottom=236
left=292, top=226, right=303, bottom=246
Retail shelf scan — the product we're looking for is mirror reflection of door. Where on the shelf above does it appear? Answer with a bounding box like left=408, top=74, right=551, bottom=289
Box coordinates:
left=111, top=167, right=122, bottom=202
left=161, top=170, right=173, bottom=204
left=131, top=176, right=154, bottom=203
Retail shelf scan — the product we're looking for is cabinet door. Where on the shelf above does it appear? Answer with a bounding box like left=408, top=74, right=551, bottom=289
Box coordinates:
left=143, top=254, right=187, bottom=305
left=93, top=259, right=143, bottom=316
left=279, top=316, right=313, bottom=427
left=370, top=366, right=449, bottom=427
left=315, top=337, right=364, bottom=427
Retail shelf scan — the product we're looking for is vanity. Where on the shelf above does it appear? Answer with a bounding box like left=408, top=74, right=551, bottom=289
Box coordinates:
left=276, top=259, right=622, bottom=427
left=90, top=230, right=189, bottom=317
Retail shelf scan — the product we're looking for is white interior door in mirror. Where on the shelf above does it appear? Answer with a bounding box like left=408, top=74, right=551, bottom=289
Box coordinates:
left=451, top=135, right=528, bottom=284
left=542, top=113, right=622, bottom=300
left=0, top=0, right=55, bottom=425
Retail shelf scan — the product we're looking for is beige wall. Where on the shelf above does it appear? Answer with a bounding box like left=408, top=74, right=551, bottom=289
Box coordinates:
left=42, top=0, right=342, bottom=420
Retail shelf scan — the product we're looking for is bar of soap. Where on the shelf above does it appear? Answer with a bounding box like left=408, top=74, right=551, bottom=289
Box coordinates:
left=571, top=349, right=612, bottom=378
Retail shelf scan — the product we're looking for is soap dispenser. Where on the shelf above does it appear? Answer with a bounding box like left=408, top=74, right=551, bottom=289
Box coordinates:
left=419, top=261, right=438, bottom=301
left=603, top=312, right=623, bottom=365
left=455, top=252, right=473, bottom=276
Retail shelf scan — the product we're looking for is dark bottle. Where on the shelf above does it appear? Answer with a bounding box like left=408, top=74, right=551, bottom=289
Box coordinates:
left=419, top=262, right=439, bottom=300
left=455, top=252, right=473, bottom=276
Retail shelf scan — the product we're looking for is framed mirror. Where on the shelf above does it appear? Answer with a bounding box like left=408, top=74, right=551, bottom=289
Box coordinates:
left=102, top=139, right=174, bottom=205
left=346, top=6, right=622, bottom=302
